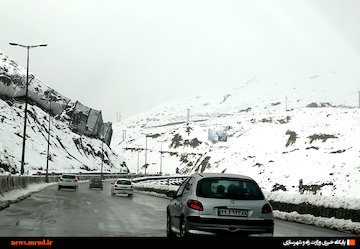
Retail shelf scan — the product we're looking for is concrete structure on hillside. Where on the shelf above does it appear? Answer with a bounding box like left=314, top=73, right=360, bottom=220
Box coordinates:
left=70, top=101, right=112, bottom=146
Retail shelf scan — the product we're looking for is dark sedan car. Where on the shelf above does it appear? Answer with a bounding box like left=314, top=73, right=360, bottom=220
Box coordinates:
left=89, top=178, right=103, bottom=190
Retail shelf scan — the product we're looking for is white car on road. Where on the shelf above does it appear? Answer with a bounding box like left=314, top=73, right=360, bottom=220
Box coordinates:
left=111, top=178, right=133, bottom=197
left=58, top=174, right=79, bottom=191
left=166, top=173, right=274, bottom=237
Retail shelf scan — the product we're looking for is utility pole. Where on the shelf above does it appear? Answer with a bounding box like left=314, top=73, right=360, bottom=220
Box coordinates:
left=159, top=141, right=163, bottom=175
left=145, top=135, right=148, bottom=166
left=187, top=108, right=190, bottom=122
left=101, top=135, right=104, bottom=180
left=41, top=94, right=56, bottom=183
left=100, top=127, right=110, bottom=180
left=116, top=112, right=121, bottom=122
left=45, top=100, right=51, bottom=183
left=358, top=91, right=360, bottom=108
left=285, top=96, right=288, bottom=111
left=137, top=149, right=140, bottom=175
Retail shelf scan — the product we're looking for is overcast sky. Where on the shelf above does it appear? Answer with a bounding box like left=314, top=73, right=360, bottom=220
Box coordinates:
left=2, top=0, right=360, bottom=122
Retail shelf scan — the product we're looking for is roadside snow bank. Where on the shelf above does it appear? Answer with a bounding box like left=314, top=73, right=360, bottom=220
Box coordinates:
left=0, top=182, right=56, bottom=210
left=274, top=211, right=360, bottom=235
left=133, top=182, right=178, bottom=195
left=265, top=191, right=360, bottom=210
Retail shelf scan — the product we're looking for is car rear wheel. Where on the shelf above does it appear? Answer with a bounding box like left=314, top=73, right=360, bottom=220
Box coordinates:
left=180, top=217, right=189, bottom=238
left=166, top=212, right=176, bottom=238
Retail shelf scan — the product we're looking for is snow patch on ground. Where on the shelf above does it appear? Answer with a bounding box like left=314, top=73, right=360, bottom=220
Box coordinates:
left=0, top=182, right=56, bottom=210
left=265, top=191, right=360, bottom=210
left=133, top=182, right=179, bottom=192
left=274, top=211, right=360, bottom=235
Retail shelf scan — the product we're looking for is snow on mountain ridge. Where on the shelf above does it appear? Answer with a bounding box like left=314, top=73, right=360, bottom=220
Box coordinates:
left=121, top=72, right=359, bottom=126
left=0, top=51, right=70, bottom=116
left=112, top=73, right=360, bottom=198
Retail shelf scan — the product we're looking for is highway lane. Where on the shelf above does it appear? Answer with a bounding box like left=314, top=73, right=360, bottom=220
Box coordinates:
left=0, top=181, right=168, bottom=237
left=0, top=181, right=354, bottom=237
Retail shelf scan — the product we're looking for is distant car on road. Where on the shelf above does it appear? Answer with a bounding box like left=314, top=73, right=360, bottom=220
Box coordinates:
left=166, top=173, right=274, bottom=237
left=111, top=178, right=133, bottom=197
left=58, top=174, right=78, bottom=191
left=89, top=177, right=103, bottom=190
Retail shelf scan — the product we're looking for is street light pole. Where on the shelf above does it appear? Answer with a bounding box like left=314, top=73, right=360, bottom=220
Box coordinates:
left=45, top=100, right=51, bottom=182
left=145, top=135, right=148, bottom=166
left=101, top=135, right=104, bottom=180
left=20, top=46, right=30, bottom=175
left=9, top=42, right=47, bottom=175
left=100, top=127, right=111, bottom=180
left=137, top=149, right=140, bottom=175
left=160, top=141, right=163, bottom=175
left=41, top=92, right=56, bottom=182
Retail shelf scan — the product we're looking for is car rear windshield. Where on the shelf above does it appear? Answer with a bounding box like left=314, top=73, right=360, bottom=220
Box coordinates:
left=62, top=175, right=76, bottom=179
left=91, top=178, right=101, bottom=182
left=197, top=178, right=264, bottom=200
left=116, top=180, right=131, bottom=185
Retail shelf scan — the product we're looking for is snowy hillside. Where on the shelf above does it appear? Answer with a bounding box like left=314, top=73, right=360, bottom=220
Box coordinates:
left=112, top=73, right=360, bottom=198
left=0, top=97, right=127, bottom=174
left=0, top=51, right=127, bottom=175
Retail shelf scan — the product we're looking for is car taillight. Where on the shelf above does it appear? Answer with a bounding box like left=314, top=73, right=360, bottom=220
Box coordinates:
left=130, top=185, right=133, bottom=189
left=262, top=203, right=272, bottom=214
left=59, top=178, right=63, bottom=181
left=90, top=182, right=93, bottom=184
left=187, top=200, right=203, bottom=211
left=74, top=179, right=78, bottom=182
left=114, top=185, right=118, bottom=187
left=101, top=182, right=103, bottom=184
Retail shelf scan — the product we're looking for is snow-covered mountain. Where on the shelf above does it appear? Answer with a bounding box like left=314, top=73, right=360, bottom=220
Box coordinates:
left=0, top=51, right=127, bottom=174
left=112, top=73, right=360, bottom=198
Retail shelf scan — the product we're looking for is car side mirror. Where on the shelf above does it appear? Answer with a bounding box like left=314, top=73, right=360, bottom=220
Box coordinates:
left=165, top=191, right=176, bottom=198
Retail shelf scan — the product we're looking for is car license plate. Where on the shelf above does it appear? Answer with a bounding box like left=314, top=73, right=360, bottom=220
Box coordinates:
left=218, top=208, right=248, bottom=217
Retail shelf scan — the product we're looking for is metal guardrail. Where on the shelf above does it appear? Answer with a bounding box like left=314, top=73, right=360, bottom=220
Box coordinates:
left=131, top=175, right=188, bottom=183
left=31, top=172, right=163, bottom=178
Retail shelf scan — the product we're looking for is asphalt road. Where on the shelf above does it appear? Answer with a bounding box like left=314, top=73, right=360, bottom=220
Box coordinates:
left=0, top=181, right=354, bottom=237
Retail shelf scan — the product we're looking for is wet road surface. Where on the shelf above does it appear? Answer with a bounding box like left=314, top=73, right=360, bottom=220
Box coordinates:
left=0, top=181, right=168, bottom=237
left=0, top=181, right=355, bottom=237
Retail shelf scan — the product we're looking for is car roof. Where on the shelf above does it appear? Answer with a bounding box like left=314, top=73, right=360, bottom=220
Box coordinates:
left=193, top=173, right=254, bottom=181
left=115, top=178, right=132, bottom=181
